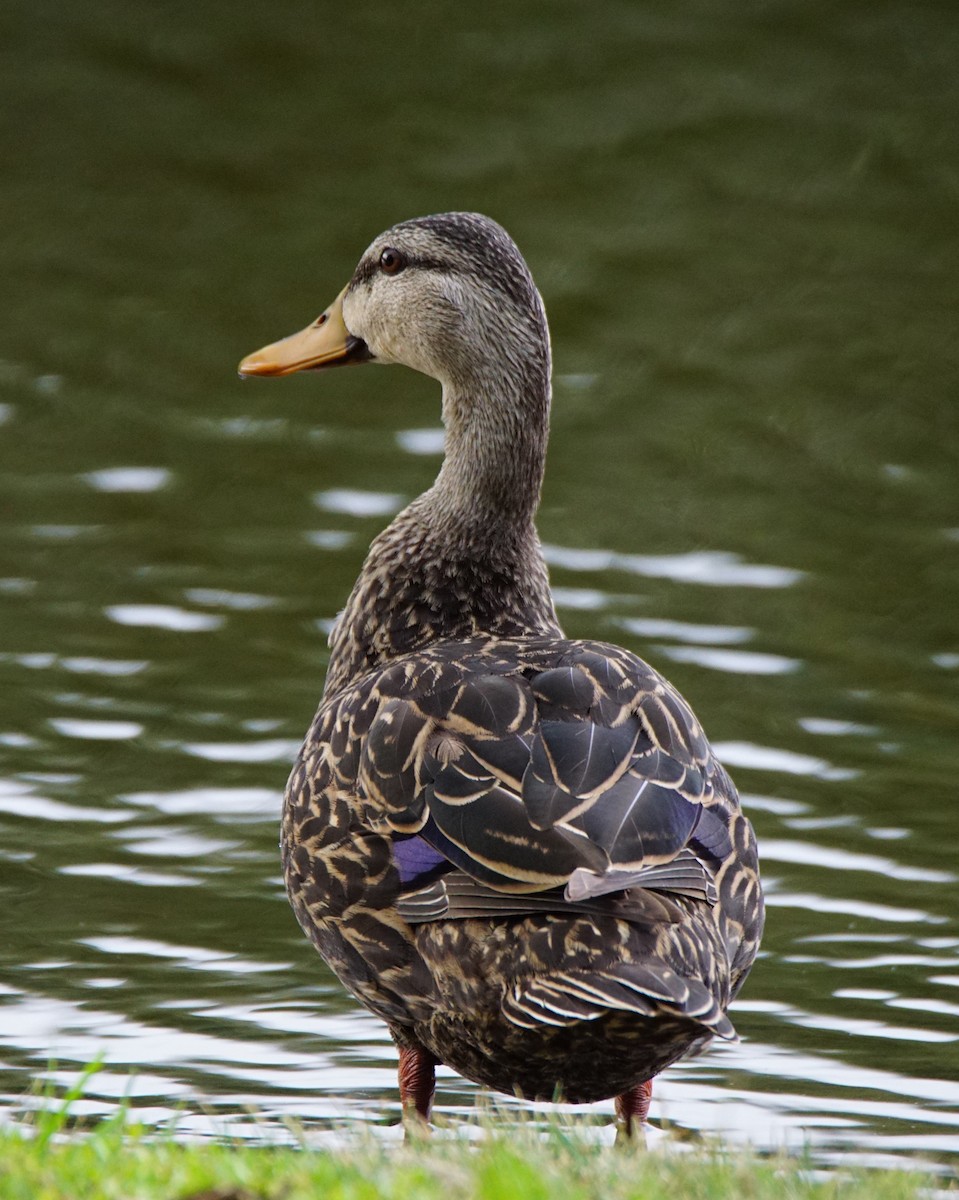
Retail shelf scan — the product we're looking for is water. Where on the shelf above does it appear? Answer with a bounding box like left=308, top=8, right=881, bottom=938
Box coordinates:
left=2, top=0, right=958, bottom=1170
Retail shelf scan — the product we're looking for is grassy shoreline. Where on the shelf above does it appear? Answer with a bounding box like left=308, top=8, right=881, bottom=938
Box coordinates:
left=0, top=1117, right=954, bottom=1200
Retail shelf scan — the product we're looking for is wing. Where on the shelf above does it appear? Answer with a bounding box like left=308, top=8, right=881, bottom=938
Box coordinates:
left=394, top=853, right=715, bottom=924
left=337, top=638, right=733, bottom=909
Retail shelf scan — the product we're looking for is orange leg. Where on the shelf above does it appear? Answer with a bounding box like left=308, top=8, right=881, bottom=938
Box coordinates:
left=615, top=1079, right=653, bottom=1141
left=398, top=1042, right=437, bottom=1128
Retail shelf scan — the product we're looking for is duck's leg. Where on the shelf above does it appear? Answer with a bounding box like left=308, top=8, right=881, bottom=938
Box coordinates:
left=398, top=1041, right=437, bottom=1132
left=615, top=1079, right=653, bottom=1144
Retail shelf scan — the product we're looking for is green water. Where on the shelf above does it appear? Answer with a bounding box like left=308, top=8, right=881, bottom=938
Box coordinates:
left=1, top=0, right=958, bottom=1164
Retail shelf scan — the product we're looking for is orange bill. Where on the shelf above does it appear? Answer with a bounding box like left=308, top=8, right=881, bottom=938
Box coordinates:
left=238, top=286, right=369, bottom=377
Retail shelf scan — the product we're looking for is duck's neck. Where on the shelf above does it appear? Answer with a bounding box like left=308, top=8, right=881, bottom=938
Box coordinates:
left=324, top=355, right=562, bottom=696
left=431, top=357, right=549, bottom=529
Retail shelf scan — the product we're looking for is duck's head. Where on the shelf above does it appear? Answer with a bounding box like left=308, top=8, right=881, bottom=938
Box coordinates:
left=239, top=212, right=550, bottom=394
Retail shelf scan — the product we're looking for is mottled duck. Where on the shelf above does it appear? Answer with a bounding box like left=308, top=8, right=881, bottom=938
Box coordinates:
left=239, top=212, right=764, bottom=1137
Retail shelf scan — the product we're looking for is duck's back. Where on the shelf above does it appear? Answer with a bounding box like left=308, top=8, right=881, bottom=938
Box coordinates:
left=282, top=636, right=763, bottom=1102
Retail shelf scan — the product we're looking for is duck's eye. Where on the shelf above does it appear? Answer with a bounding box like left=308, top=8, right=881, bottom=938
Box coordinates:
left=379, top=247, right=406, bottom=276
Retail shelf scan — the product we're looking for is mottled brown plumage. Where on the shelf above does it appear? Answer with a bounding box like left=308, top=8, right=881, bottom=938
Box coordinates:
left=239, top=212, right=764, bottom=1132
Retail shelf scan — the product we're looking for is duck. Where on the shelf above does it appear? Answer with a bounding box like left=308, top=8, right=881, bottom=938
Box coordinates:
left=238, top=212, right=764, bottom=1138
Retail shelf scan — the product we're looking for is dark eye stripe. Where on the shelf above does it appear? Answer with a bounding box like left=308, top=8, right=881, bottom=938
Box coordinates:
left=350, top=254, right=451, bottom=288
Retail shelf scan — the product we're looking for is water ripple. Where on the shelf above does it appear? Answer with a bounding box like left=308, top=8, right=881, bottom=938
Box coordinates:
left=396, top=427, right=445, bottom=455
left=0, top=786, right=132, bottom=824
left=183, top=588, right=278, bottom=611
left=49, top=717, right=143, bottom=740
left=765, top=892, right=944, bottom=925
left=79, top=937, right=290, bottom=976
left=622, top=617, right=752, bottom=645
left=551, top=586, right=611, bottom=611
left=122, top=787, right=281, bottom=820
left=761, top=839, right=956, bottom=884
left=83, top=468, right=171, bottom=493
left=789, top=1011, right=958, bottom=1044
left=314, top=489, right=404, bottom=517
left=61, top=863, right=199, bottom=887
left=544, top=544, right=804, bottom=588
left=799, top=717, right=879, bottom=737
left=305, top=529, right=354, bottom=549
left=713, top=741, right=857, bottom=781
left=105, top=605, right=224, bottom=632
left=59, top=657, right=149, bottom=677
left=654, top=644, right=800, bottom=675
left=180, top=739, right=300, bottom=764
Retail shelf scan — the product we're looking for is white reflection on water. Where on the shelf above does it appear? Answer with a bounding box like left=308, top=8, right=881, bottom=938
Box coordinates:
left=314, top=489, right=404, bottom=517
left=799, top=717, right=880, bottom=737
left=543, top=544, right=803, bottom=588
left=0, top=991, right=306, bottom=1066
left=713, top=741, right=857, bottom=781
left=60, top=658, right=149, bottom=676
left=740, top=792, right=809, bottom=816
left=122, top=787, right=281, bottom=820
left=61, top=863, right=199, bottom=887
left=714, top=1037, right=959, bottom=1107
left=622, top=617, right=752, bottom=644
left=117, top=829, right=241, bottom=859
left=653, top=644, right=800, bottom=675
left=761, top=839, right=956, bottom=884
left=653, top=1067, right=959, bottom=1167
left=30, top=525, right=103, bottom=540
left=304, top=529, right=354, bottom=549
left=48, top=717, right=143, bottom=740
left=79, top=936, right=290, bottom=975
left=888, top=998, right=959, bottom=1018
left=2, top=653, right=148, bottom=679
left=788, top=1012, right=957, bottom=1044
left=192, top=415, right=290, bottom=440
left=0, top=578, right=34, bottom=595
left=105, top=605, right=224, bottom=632
left=83, top=467, right=171, bottom=493
left=764, top=892, right=944, bottom=925
left=183, top=588, right=278, bottom=611
left=810, top=954, right=959, bottom=971
left=396, top=427, right=445, bottom=455
left=551, top=586, right=612, bottom=611
left=180, top=739, right=300, bottom=763
left=0, top=785, right=132, bottom=824
left=194, top=1003, right=388, bottom=1043
left=834, top=988, right=898, bottom=1001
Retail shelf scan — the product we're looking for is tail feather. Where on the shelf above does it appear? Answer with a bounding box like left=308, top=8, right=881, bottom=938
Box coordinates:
left=503, top=958, right=737, bottom=1042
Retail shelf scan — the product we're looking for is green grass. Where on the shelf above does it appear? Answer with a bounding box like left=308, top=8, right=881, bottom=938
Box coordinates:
left=0, top=1114, right=954, bottom=1200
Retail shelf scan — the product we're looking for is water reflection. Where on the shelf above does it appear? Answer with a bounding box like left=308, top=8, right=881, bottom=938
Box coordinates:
left=83, top=468, right=171, bottom=494
left=654, top=644, right=800, bottom=675
left=395, top=428, right=445, bottom=456
left=543, top=544, right=804, bottom=589
left=105, top=605, right=225, bottom=632
left=314, top=489, right=405, bottom=517
left=49, top=718, right=143, bottom=740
